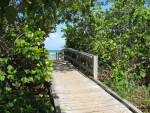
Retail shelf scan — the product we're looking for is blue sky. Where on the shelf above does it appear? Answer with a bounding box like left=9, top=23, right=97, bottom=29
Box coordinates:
left=44, top=2, right=113, bottom=50
left=44, top=23, right=66, bottom=50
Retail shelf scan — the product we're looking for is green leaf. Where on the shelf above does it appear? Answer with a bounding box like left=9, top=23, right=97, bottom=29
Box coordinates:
left=0, top=88, right=2, bottom=93
left=44, top=76, right=49, bottom=81
left=37, top=63, right=40, bottom=67
left=2, top=58, right=9, bottom=64
left=21, top=77, right=28, bottom=83
left=31, top=70, right=36, bottom=74
left=44, top=49, right=49, bottom=54
left=7, top=65, right=13, bottom=73
left=5, top=87, right=11, bottom=91
left=50, top=105, right=55, bottom=111
left=29, top=77, right=34, bottom=82
left=7, top=102, right=14, bottom=107
left=39, top=93, right=43, bottom=97
left=26, top=0, right=32, bottom=4
left=47, top=71, right=51, bottom=76
left=15, top=82, right=21, bottom=87
left=5, top=6, right=17, bottom=24
left=140, top=70, right=146, bottom=78
left=35, top=75, right=40, bottom=80
left=24, top=69, right=30, bottom=74
left=0, top=75, right=5, bottom=81
left=7, top=75, right=14, bottom=80
left=37, top=42, right=40, bottom=45
left=11, top=32, right=16, bottom=37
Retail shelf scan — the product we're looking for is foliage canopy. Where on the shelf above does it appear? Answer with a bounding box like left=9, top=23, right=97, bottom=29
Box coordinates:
left=62, top=0, right=150, bottom=111
left=0, top=0, right=96, bottom=112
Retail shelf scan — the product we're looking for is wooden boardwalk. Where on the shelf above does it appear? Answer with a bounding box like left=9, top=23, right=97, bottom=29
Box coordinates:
left=50, top=60, right=134, bottom=113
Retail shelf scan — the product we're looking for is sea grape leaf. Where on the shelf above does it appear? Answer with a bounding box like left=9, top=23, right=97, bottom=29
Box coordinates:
left=29, top=77, right=34, bottom=82
left=44, top=76, right=49, bottom=81
left=7, top=65, right=13, bottom=73
left=7, top=75, right=14, bottom=80
left=0, top=75, right=5, bottom=81
left=21, top=77, right=28, bottom=83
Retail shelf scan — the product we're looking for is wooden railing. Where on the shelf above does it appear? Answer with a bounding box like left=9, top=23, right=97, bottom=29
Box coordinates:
left=55, top=48, right=142, bottom=113
left=57, top=48, right=98, bottom=80
left=49, top=52, right=57, bottom=59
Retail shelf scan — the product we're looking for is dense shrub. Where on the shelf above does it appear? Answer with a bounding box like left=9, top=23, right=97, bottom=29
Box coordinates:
left=63, top=0, right=150, bottom=88
left=0, top=0, right=96, bottom=112
left=0, top=89, right=53, bottom=113
left=62, top=0, right=150, bottom=111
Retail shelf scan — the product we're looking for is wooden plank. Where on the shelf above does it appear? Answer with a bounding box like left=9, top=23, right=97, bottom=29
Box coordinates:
left=59, top=101, right=126, bottom=110
left=63, top=107, right=132, bottom=113
left=55, top=97, right=115, bottom=105
left=50, top=60, right=141, bottom=113
left=92, top=79, right=143, bottom=113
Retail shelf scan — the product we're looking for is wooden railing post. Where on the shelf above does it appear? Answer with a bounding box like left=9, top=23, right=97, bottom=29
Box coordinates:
left=49, top=52, right=51, bottom=59
left=93, top=56, right=98, bottom=80
left=56, top=52, right=58, bottom=60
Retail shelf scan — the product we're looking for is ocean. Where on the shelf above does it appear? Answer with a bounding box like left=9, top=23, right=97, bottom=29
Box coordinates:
left=49, top=50, right=60, bottom=52
left=49, top=50, right=60, bottom=60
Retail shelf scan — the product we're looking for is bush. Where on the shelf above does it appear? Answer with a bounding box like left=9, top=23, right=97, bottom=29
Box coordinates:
left=0, top=89, right=53, bottom=113
left=0, top=25, right=53, bottom=94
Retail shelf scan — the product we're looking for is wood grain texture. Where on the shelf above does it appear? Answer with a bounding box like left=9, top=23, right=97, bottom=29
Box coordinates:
left=50, top=60, right=133, bottom=113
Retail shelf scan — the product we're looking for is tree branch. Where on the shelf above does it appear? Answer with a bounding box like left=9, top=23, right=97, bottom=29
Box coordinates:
left=14, top=33, right=24, bottom=45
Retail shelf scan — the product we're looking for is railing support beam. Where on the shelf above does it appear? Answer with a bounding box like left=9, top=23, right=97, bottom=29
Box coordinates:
left=56, top=52, right=58, bottom=60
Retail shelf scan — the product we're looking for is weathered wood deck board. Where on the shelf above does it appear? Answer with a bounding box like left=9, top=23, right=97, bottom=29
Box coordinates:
left=51, top=60, right=133, bottom=113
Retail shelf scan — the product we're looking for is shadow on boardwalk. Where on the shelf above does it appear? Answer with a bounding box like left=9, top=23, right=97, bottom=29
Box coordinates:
left=52, top=60, right=75, bottom=72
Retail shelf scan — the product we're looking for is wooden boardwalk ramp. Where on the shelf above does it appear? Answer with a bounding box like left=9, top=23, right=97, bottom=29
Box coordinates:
left=50, top=60, right=135, bottom=113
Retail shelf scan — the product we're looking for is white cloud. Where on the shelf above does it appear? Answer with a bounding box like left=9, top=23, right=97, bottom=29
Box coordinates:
left=44, top=32, right=65, bottom=50
left=44, top=23, right=66, bottom=50
left=46, top=33, right=59, bottom=40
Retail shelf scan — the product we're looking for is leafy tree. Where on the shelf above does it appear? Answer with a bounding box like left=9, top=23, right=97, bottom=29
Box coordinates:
left=0, top=0, right=96, bottom=112
left=0, top=0, right=55, bottom=112
left=0, top=0, right=57, bottom=92
left=63, top=0, right=150, bottom=97
left=63, top=0, right=150, bottom=111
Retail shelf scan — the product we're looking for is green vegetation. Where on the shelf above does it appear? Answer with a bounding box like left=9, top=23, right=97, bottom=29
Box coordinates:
left=62, top=0, right=150, bottom=112
left=0, top=0, right=55, bottom=112
left=0, top=0, right=149, bottom=112
left=0, top=0, right=96, bottom=112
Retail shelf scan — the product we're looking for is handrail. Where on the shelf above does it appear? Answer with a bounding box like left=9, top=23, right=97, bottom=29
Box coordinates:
left=57, top=48, right=98, bottom=80
left=49, top=52, right=57, bottom=59
left=55, top=48, right=142, bottom=113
